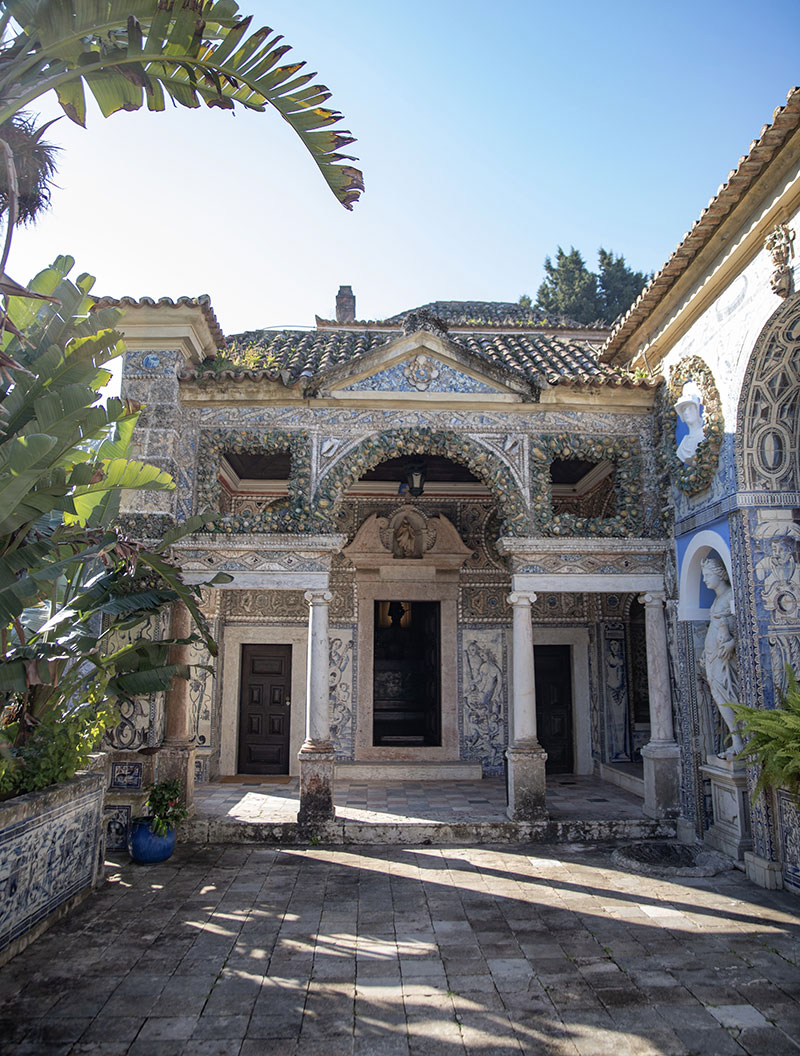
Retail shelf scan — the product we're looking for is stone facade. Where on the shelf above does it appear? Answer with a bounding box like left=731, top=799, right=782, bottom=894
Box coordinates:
left=104, top=89, right=800, bottom=891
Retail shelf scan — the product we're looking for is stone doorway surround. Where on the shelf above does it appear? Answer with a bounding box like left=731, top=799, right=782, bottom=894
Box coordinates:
left=176, top=533, right=346, bottom=821
left=498, top=537, right=675, bottom=821
left=343, top=510, right=473, bottom=764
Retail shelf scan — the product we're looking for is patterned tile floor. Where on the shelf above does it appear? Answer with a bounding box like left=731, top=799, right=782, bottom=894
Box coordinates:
left=194, top=776, right=646, bottom=825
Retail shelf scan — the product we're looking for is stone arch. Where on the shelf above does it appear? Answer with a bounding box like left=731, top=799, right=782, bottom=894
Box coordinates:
left=312, top=428, right=530, bottom=534
left=736, top=292, right=800, bottom=492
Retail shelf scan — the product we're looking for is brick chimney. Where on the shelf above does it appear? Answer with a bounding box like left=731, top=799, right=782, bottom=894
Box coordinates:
left=335, top=285, right=356, bottom=323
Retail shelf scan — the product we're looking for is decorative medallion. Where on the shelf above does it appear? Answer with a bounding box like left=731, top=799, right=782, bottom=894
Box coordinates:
left=403, top=355, right=440, bottom=391
left=664, top=357, right=723, bottom=495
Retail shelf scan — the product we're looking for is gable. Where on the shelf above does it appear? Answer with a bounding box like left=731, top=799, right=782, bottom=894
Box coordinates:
left=340, top=354, right=502, bottom=395
left=315, top=330, right=535, bottom=401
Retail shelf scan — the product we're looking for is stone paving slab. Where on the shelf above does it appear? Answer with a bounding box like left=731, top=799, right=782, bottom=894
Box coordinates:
left=1, top=842, right=799, bottom=1055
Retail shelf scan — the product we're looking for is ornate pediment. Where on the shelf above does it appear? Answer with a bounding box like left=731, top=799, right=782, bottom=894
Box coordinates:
left=315, top=331, right=536, bottom=402
left=343, top=510, right=473, bottom=570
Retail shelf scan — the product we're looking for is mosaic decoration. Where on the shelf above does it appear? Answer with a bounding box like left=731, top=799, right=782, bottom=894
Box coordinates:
left=459, top=628, right=508, bottom=774
left=123, top=348, right=180, bottom=378
left=194, top=756, right=209, bottom=784
left=227, top=589, right=308, bottom=621
left=663, top=357, right=724, bottom=496
left=187, top=638, right=214, bottom=751
left=529, top=434, right=643, bottom=536
left=196, top=428, right=314, bottom=533
left=314, top=427, right=529, bottom=535
left=109, top=762, right=143, bottom=790
left=460, top=585, right=511, bottom=623
left=102, top=613, right=168, bottom=749
left=342, top=357, right=498, bottom=394
left=0, top=782, right=104, bottom=955
left=778, top=790, right=800, bottom=893
left=104, top=804, right=131, bottom=851
left=329, top=631, right=355, bottom=758
left=737, top=299, right=800, bottom=494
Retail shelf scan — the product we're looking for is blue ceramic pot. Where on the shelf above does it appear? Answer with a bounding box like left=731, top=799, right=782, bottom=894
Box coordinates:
left=127, top=818, right=177, bottom=863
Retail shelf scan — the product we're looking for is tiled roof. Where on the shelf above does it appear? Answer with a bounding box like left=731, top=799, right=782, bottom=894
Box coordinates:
left=94, top=294, right=226, bottom=349
left=186, top=325, right=654, bottom=389
left=602, top=85, right=800, bottom=365
left=316, top=300, right=609, bottom=331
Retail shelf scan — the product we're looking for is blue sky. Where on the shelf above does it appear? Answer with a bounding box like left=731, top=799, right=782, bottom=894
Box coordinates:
left=10, top=0, right=800, bottom=335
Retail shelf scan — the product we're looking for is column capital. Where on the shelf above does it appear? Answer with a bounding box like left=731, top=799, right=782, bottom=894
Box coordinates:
left=507, top=591, right=537, bottom=607
left=638, top=590, right=666, bottom=608
left=304, top=589, right=333, bottom=606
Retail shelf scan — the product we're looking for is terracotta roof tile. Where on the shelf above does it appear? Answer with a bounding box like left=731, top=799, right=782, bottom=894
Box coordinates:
left=94, top=294, right=225, bottom=349
left=185, top=323, right=654, bottom=390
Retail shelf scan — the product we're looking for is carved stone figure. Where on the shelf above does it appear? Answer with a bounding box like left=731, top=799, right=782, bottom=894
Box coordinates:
left=675, top=383, right=706, bottom=463
left=605, top=637, right=631, bottom=762
left=394, top=517, right=418, bottom=558
left=765, top=221, right=795, bottom=298
left=698, top=557, right=743, bottom=759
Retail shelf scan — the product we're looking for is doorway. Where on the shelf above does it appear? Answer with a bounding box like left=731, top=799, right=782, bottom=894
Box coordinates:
left=535, top=644, right=574, bottom=773
left=237, top=644, right=292, bottom=774
left=373, top=600, right=441, bottom=746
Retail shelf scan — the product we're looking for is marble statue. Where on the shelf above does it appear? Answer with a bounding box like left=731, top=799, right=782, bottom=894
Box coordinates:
left=675, top=383, right=706, bottom=463
left=698, top=556, right=743, bottom=758
left=394, top=518, right=417, bottom=558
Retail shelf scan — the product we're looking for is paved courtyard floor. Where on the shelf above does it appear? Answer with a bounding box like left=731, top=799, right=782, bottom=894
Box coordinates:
left=195, top=775, right=645, bottom=825
left=2, top=842, right=800, bottom=1056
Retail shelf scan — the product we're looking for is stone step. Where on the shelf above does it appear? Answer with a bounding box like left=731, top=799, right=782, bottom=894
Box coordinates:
left=184, top=815, right=677, bottom=846
left=334, top=761, right=484, bottom=781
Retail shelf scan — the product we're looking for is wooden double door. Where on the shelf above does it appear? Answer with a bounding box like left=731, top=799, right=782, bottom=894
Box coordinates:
left=238, top=644, right=292, bottom=774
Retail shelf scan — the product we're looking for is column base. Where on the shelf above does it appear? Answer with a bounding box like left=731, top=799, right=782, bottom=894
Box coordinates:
left=297, top=742, right=336, bottom=826
left=745, top=851, right=783, bottom=890
left=700, top=755, right=752, bottom=860
left=156, top=740, right=196, bottom=814
left=641, top=741, right=680, bottom=820
left=506, top=743, right=548, bottom=821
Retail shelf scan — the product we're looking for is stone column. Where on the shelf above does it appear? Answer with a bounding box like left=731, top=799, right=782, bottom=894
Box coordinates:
left=159, top=601, right=197, bottom=812
left=297, top=589, right=336, bottom=826
left=505, top=592, right=547, bottom=821
left=638, top=591, right=680, bottom=819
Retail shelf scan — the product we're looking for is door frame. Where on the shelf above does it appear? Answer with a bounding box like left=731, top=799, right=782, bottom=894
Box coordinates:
left=237, top=643, right=293, bottom=775
left=531, top=627, right=592, bottom=775
left=220, top=625, right=308, bottom=777
left=354, top=572, right=460, bottom=760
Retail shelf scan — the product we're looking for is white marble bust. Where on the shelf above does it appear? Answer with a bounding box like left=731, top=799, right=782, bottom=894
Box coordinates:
left=675, top=382, right=705, bottom=463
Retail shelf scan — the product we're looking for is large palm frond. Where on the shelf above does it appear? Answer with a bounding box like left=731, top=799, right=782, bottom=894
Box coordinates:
left=0, top=0, right=363, bottom=209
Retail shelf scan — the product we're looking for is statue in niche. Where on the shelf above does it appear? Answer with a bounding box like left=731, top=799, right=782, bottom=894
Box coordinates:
left=675, top=382, right=706, bottom=463
left=394, top=517, right=418, bottom=558
left=697, top=556, right=743, bottom=759
left=605, top=638, right=631, bottom=762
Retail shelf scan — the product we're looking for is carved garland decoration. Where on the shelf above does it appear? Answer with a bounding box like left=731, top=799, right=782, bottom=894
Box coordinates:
left=196, top=428, right=314, bottom=533
left=314, top=428, right=530, bottom=535
left=664, top=356, right=723, bottom=496
left=530, top=434, right=642, bottom=537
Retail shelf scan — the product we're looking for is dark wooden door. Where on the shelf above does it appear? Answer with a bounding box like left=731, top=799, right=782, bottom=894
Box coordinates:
left=238, top=645, right=292, bottom=774
left=420, top=602, right=441, bottom=745
left=534, top=645, right=573, bottom=774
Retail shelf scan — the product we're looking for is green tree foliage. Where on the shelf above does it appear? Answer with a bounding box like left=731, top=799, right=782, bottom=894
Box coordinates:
left=531, top=246, right=650, bottom=325
left=535, top=247, right=600, bottom=325
left=0, top=258, right=228, bottom=797
left=597, top=249, right=650, bottom=323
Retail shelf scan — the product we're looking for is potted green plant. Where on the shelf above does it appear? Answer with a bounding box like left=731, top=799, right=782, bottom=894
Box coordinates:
left=128, top=780, right=189, bottom=864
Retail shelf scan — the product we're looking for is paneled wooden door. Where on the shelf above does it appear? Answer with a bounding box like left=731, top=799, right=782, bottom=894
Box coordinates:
left=237, top=645, right=292, bottom=775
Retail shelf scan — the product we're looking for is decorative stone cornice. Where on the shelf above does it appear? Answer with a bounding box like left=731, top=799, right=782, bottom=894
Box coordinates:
left=173, top=533, right=346, bottom=586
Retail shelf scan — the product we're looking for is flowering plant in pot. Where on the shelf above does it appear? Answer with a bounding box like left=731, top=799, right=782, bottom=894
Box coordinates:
left=128, top=780, right=188, bottom=864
